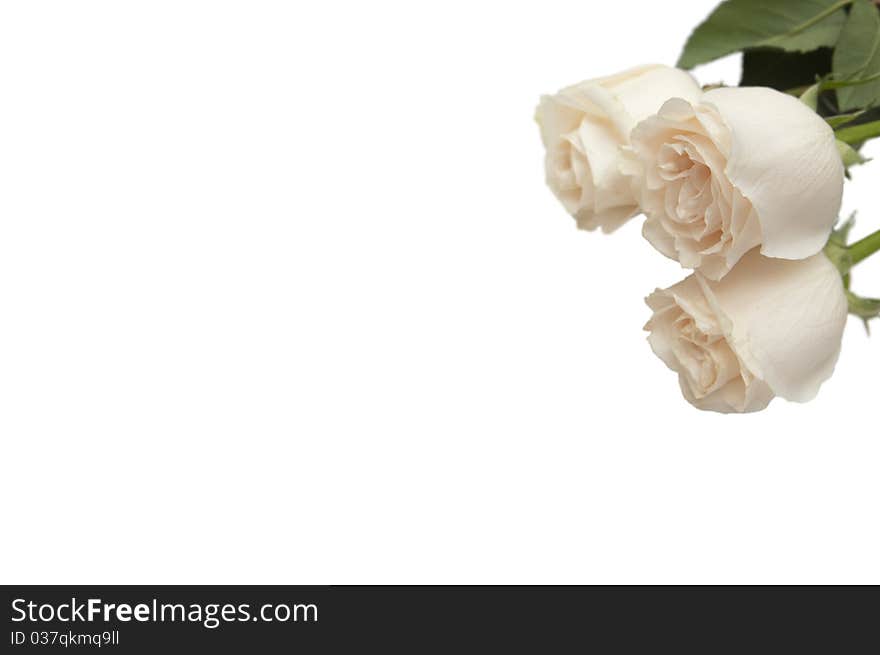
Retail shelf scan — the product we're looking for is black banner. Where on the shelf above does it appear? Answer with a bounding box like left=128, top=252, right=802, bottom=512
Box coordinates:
left=1, top=586, right=876, bottom=652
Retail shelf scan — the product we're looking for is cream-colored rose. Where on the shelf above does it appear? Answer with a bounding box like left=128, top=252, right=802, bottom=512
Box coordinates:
left=628, top=87, right=844, bottom=280
left=645, top=249, right=847, bottom=413
left=536, top=65, right=701, bottom=232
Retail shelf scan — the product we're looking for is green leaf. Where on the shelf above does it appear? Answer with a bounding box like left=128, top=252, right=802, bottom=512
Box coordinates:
left=821, top=70, right=880, bottom=89
left=833, top=0, right=880, bottom=110
left=835, top=118, right=880, bottom=142
left=784, top=71, right=880, bottom=101
left=678, top=0, right=849, bottom=69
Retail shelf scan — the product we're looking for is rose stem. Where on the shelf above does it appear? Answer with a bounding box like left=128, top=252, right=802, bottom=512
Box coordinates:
left=849, top=228, right=880, bottom=266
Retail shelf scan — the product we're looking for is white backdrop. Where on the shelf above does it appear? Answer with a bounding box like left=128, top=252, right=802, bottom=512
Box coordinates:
left=1, top=0, right=878, bottom=584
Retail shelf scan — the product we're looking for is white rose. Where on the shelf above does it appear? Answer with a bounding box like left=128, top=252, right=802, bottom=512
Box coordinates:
left=628, top=86, right=844, bottom=280
left=536, top=65, right=701, bottom=233
left=645, top=249, right=847, bottom=413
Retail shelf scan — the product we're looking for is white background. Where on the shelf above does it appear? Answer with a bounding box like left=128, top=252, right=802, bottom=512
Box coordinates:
left=1, top=0, right=878, bottom=584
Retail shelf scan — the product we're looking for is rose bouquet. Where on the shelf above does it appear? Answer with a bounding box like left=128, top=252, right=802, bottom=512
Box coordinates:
left=536, top=0, right=880, bottom=413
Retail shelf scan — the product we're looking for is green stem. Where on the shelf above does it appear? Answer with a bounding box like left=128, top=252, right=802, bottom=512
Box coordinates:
left=850, top=228, right=880, bottom=265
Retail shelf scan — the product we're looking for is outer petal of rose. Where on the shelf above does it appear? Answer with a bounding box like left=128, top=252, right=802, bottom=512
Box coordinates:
left=535, top=95, right=579, bottom=150
left=703, top=87, right=844, bottom=261
left=572, top=64, right=703, bottom=140
left=679, top=375, right=774, bottom=414
left=698, top=249, right=847, bottom=402
left=574, top=119, right=637, bottom=231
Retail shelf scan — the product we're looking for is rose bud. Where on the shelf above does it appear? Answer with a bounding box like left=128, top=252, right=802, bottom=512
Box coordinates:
left=536, top=65, right=701, bottom=233
left=644, top=248, right=847, bottom=413
left=627, top=86, right=844, bottom=280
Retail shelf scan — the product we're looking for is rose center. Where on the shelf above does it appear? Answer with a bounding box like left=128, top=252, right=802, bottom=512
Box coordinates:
left=672, top=314, right=739, bottom=397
